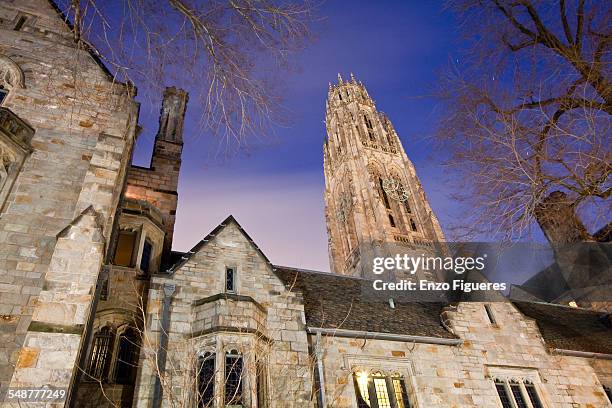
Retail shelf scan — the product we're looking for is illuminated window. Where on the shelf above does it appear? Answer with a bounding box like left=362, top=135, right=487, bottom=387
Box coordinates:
left=495, top=379, right=543, bottom=408
left=113, top=230, right=136, bottom=267
left=353, top=371, right=411, bottom=408
left=225, top=267, right=236, bottom=293
left=87, top=326, right=114, bottom=381
left=392, top=378, right=409, bottom=408
left=225, top=349, right=243, bottom=406
left=373, top=376, right=391, bottom=408
left=197, top=352, right=215, bottom=408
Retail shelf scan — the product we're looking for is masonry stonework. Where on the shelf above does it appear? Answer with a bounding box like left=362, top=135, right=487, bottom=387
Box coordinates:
left=0, top=2, right=610, bottom=408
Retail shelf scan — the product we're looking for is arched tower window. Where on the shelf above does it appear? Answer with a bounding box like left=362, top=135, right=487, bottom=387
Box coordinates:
left=364, top=115, right=375, bottom=141
left=0, top=55, right=25, bottom=105
left=197, top=352, right=216, bottom=408
left=224, top=349, right=243, bottom=405
left=114, top=327, right=139, bottom=384
left=87, top=326, right=114, bottom=381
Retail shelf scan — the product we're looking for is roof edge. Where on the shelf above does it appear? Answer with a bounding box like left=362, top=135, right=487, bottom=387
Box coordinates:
left=307, top=327, right=461, bottom=345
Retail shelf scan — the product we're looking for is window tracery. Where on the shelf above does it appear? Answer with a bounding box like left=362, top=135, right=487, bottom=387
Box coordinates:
left=0, top=55, right=25, bottom=104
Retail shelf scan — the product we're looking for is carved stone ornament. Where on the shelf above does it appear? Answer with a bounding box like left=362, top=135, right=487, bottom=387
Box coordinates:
left=0, top=55, right=25, bottom=90
left=336, top=194, right=353, bottom=223
left=382, top=178, right=409, bottom=202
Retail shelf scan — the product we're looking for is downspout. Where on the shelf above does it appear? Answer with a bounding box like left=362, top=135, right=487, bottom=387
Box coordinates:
left=152, top=283, right=176, bottom=408
left=552, top=349, right=612, bottom=360
left=314, top=331, right=327, bottom=408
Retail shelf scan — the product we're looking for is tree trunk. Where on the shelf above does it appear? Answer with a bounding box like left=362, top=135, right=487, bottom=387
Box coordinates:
left=534, top=191, right=592, bottom=245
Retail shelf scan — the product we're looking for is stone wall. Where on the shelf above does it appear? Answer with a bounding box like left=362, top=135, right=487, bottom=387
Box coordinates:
left=317, top=301, right=612, bottom=407
left=133, top=219, right=315, bottom=408
left=0, top=0, right=138, bottom=402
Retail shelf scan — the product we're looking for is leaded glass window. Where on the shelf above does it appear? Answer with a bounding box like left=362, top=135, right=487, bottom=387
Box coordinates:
left=495, top=379, right=512, bottom=408
left=524, top=381, right=543, bottom=408
left=510, top=380, right=528, bottom=408
left=353, top=371, right=411, bottom=408
left=87, top=326, right=114, bottom=381
left=139, top=239, right=153, bottom=274
left=197, top=352, right=215, bottom=408
left=225, top=267, right=236, bottom=293
left=114, top=328, right=139, bottom=384
left=495, top=378, right=544, bottom=408
left=225, top=349, right=243, bottom=406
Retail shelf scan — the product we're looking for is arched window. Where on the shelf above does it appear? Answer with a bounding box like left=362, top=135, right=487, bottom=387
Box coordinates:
left=87, top=326, right=114, bottom=381
left=353, top=371, right=411, bottom=408
left=139, top=238, right=153, bottom=274
left=409, top=219, right=417, bottom=232
left=0, top=55, right=25, bottom=105
left=377, top=178, right=391, bottom=209
left=114, top=328, right=139, bottom=384
left=0, top=85, right=7, bottom=105
left=224, top=349, right=243, bottom=406
left=197, top=352, right=215, bottom=408
left=508, top=380, right=528, bottom=408
left=364, top=115, right=375, bottom=141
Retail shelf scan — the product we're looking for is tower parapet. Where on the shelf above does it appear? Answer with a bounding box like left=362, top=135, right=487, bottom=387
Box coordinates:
left=323, top=74, right=445, bottom=277
left=125, top=87, right=189, bottom=265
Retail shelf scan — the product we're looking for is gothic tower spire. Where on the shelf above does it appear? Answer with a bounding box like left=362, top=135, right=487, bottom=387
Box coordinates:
left=323, top=75, right=444, bottom=276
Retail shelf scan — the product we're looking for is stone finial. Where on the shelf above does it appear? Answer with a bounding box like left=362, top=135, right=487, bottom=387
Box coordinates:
left=156, top=86, right=189, bottom=143
left=350, top=72, right=356, bottom=82
left=337, top=73, right=343, bottom=84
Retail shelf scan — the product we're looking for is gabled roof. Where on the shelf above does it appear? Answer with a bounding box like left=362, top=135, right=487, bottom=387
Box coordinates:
left=513, top=301, right=612, bottom=355
left=273, top=266, right=458, bottom=340
left=165, top=215, right=272, bottom=274
left=46, top=0, right=125, bottom=82
left=163, top=217, right=611, bottom=352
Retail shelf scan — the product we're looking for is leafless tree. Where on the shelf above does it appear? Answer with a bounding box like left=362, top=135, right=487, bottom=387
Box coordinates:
left=437, top=0, right=610, bottom=243
left=58, top=0, right=315, bottom=154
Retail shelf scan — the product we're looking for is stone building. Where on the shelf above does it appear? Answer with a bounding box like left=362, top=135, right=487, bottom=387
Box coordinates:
left=0, top=1, right=610, bottom=408
left=323, top=74, right=444, bottom=277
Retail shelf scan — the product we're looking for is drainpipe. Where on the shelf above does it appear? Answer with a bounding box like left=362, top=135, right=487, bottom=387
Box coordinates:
left=152, top=283, right=175, bottom=408
left=314, top=331, right=327, bottom=408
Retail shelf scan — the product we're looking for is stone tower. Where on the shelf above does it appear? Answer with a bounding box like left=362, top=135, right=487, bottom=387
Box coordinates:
left=125, top=87, right=188, bottom=264
left=323, top=74, right=444, bottom=277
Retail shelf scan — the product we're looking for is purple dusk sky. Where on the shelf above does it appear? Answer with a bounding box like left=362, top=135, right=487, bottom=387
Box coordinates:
left=130, top=2, right=476, bottom=272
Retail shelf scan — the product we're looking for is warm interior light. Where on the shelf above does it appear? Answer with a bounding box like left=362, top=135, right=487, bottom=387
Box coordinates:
left=355, top=371, right=371, bottom=406
left=568, top=301, right=578, bottom=308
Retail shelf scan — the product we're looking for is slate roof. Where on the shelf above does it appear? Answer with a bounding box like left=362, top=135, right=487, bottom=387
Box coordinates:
left=273, top=266, right=457, bottom=339
left=162, top=216, right=611, bottom=354
left=513, top=301, right=612, bottom=355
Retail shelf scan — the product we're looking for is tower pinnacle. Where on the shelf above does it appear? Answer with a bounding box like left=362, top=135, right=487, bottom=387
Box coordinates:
left=323, top=78, right=445, bottom=276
